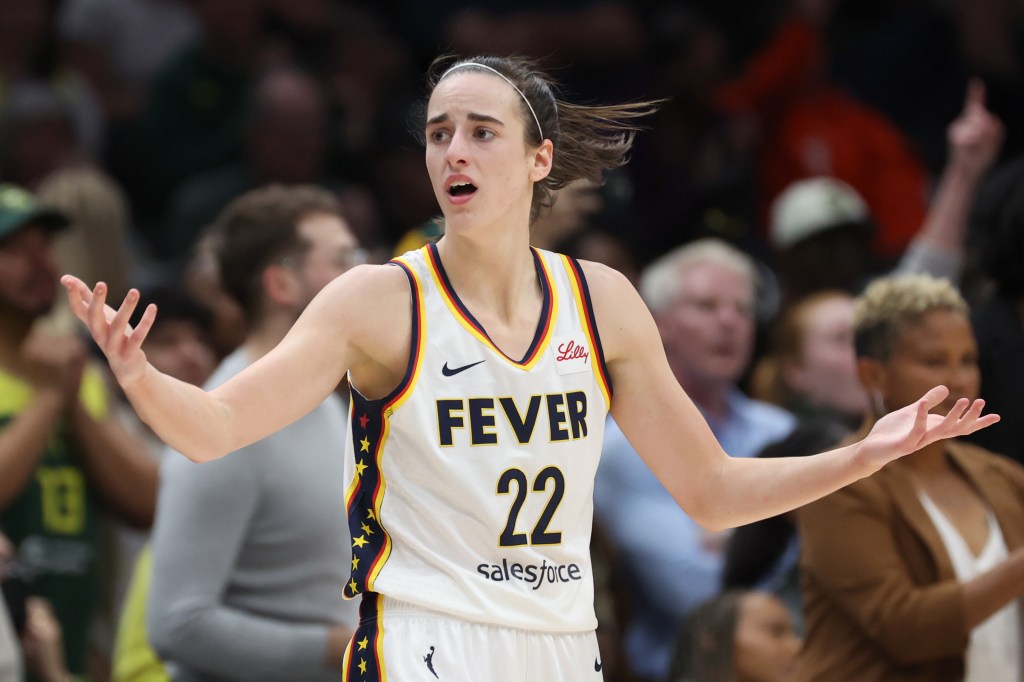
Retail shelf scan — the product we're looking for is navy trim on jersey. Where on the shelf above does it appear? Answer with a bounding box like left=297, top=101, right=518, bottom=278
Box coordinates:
left=566, top=256, right=614, bottom=397
left=358, top=259, right=422, bottom=406
left=426, top=242, right=551, bottom=365
left=344, top=390, right=390, bottom=599
left=343, top=260, right=423, bottom=600
left=343, top=593, right=384, bottom=681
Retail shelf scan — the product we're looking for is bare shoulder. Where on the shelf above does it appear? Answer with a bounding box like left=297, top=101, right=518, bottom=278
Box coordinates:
left=574, top=259, right=654, bottom=363
left=313, top=262, right=412, bottom=333
left=306, top=262, right=414, bottom=397
left=574, top=259, right=644, bottom=318
left=573, top=257, right=630, bottom=288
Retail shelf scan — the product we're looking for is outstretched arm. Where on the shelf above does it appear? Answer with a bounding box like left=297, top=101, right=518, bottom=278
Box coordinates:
left=585, top=262, right=998, bottom=531
left=61, top=265, right=402, bottom=462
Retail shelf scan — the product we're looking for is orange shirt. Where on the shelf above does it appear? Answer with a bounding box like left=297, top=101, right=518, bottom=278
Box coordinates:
left=716, top=21, right=929, bottom=259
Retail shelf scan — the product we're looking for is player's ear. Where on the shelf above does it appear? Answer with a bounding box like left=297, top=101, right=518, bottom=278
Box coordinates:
left=529, top=139, right=553, bottom=182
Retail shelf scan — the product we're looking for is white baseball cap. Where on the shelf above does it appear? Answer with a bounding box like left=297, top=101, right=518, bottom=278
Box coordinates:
left=769, top=177, right=870, bottom=249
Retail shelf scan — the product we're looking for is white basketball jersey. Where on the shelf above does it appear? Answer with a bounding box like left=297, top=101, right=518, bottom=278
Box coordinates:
left=341, top=244, right=612, bottom=634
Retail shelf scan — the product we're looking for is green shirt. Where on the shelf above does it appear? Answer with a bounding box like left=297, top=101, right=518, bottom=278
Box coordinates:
left=0, top=367, right=108, bottom=676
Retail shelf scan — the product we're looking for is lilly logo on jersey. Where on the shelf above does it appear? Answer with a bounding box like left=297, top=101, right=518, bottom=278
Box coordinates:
left=552, top=335, right=591, bottom=376
left=555, top=339, right=589, bottom=363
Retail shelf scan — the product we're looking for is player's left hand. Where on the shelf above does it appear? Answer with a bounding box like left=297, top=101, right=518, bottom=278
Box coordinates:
left=858, top=385, right=999, bottom=472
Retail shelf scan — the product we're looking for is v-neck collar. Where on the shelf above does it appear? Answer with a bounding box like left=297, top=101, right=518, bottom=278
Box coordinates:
left=424, top=242, right=556, bottom=369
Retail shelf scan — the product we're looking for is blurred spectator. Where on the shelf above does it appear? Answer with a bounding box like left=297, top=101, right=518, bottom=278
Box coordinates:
left=107, top=287, right=215, bottom=682
left=750, top=290, right=865, bottom=428
left=714, top=0, right=931, bottom=261
left=113, top=287, right=216, bottom=604
left=721, top=419, right=851, bottom=631
left=254, top=2, right=421, bottom=250
left=395, top=0, right=645, bottom=87
left=0, top=0, right=102, bottom=163
left=36, top=166, right=135, bottom=323
left=766, top=79, right=1004, bottom=304
left=625, top=6, right=755, bottom=265
left=112, top=544, right=165, bottom=682
left=797, top=274, right=1024, bottom=681
left=0, top=183, right=158, bottom=678
left=392, top=215, right=444, bottom=257
left=58, top=0, right=199, bottom=122
left=594, top=239, right=795, bottom=680
left=1, top=529, right=22, bottom=681
left=768, top=178, right=873, bottom=301
left=558, top=227, right=640, bottom=286
left=262, top=2, right=415, bottom=165
left=161, top=66, right=334, bottom=261
left=18, top=598, right=71, bottom=682
left=181, top=230, right=247, bottom=359
left=260, top=0, right=339, bottom=73
left=130, top=0, right=263, bottom=231
left=664, top=589, right=801, bottom=682
left=824, top=0, right=1023, bottom=169
left=823, top=1, right=968, bottom=171
left=127, top=288, right=215, bottom=393
left=2, top=529, right=78, bottom=682
left=635, top=239, right=795, bottom=450
left=530, top=179, right=603, bottom=251
left=966, top=155, right=1024, bottom=465
left=147, top=185, right=361, bottom=680
left=949, top=0, right=1024, bottom=160
left=0, top=82, right=96, bottom=191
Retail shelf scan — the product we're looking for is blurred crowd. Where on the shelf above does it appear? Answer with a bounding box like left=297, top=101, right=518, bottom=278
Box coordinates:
left=2, top=0, right=1024, bottom=680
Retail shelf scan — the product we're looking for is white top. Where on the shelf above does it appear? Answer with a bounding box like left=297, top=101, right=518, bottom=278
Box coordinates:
left=918, top=490, right=1023, bottom=682
left=342, top=245, right=612, bottom=631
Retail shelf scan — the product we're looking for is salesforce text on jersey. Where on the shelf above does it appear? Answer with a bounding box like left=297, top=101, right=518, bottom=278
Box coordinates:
left=476, top=558, right=583, bottom=591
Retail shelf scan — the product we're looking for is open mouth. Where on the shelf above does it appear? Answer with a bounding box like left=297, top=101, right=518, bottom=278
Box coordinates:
left=448, top=181, right=477, bottom=198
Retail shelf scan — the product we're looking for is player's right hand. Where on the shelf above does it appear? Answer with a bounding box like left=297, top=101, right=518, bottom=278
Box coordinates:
left=61, top=275, right=156, bottom=388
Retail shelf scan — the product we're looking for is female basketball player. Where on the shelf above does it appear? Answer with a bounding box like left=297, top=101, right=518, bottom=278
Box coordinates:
left=61, top=56, right=998, bottom=680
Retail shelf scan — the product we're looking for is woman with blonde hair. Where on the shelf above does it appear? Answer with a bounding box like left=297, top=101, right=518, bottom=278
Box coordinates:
left=797, top=274, right=1024, bottom=681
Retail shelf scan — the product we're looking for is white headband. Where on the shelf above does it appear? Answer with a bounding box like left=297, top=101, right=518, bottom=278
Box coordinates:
left=439, top=62, right=544, bottom=140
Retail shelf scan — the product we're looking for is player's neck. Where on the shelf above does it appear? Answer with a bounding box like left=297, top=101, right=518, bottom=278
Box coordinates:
left=436, top=233, right=537, bottom=321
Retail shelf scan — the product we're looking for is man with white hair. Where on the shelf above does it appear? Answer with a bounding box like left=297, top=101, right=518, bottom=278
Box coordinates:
left=594, top=238, right=795, bottom=680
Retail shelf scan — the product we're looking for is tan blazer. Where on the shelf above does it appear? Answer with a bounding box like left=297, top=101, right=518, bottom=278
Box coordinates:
left=796, top=440, right=1024, bottom=682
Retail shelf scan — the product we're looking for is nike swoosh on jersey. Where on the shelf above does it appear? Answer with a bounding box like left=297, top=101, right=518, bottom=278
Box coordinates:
left=441, top=359, right=486, bottom=377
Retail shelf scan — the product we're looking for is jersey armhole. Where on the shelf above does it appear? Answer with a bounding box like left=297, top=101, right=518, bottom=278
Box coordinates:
left=562, top=256, right=614, bottom=401
left=353, top=259, right=425, bottom=411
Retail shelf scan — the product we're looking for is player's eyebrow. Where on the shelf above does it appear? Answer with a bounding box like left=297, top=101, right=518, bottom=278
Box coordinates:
left=426, top=112, right=506, bottom=127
